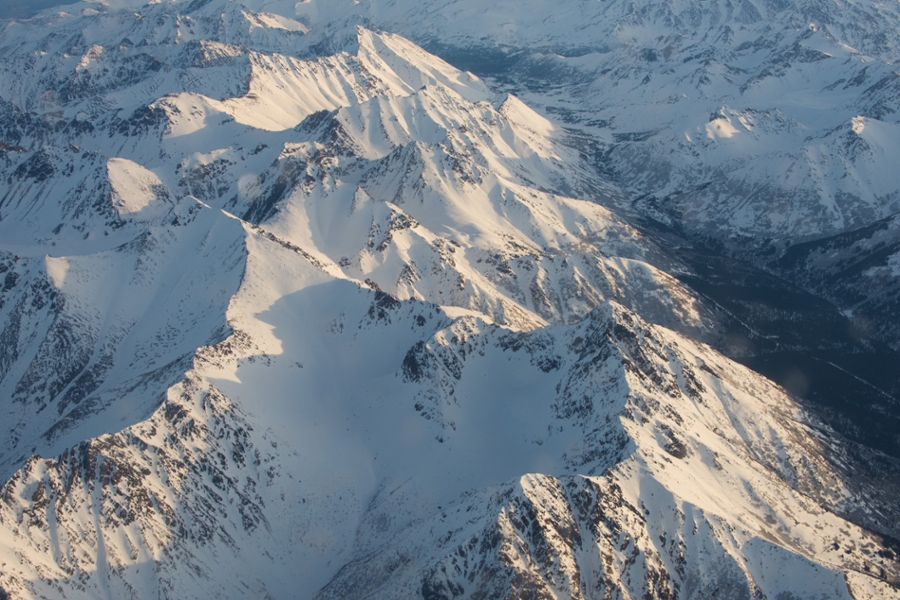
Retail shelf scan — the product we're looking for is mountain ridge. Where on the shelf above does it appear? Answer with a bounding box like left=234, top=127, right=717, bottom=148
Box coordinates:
left=1, top=1, right=899, bottom=598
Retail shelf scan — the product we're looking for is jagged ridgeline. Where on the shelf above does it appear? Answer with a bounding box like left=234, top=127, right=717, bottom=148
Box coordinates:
left=0, top=0, right=899, bottom=599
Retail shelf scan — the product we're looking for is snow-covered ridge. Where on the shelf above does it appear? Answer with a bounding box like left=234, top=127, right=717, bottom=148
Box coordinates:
left=0, top=1, right=899, bottom=598
left=2, top=257, right=897, bottom=597
left=228, top=72, right=706, bottom=333
left=5, top=0, right=900, bottom=248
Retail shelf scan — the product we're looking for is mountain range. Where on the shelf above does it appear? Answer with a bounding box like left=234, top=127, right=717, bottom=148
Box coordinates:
left=0, top=0, right=899, bottom=598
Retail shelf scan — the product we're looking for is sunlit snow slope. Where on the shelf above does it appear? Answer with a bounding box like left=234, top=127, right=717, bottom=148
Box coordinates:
left=0, top=2, right=898, bottom=599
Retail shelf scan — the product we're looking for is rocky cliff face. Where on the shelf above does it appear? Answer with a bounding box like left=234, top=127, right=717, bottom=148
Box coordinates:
left=0, top=1, right=899, bottom=598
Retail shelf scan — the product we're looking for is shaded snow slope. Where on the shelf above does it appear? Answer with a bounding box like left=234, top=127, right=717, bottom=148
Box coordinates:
left=0, top=199, right=246, bottom=482
left=0, top=2, right=899, bottom=599
left=2, top=228, right=898, bottom=598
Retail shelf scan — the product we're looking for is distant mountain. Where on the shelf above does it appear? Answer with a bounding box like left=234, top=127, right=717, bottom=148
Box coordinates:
left=0, top=0, right=79, bottom=20
left=1, top=1, right=899, bottom=599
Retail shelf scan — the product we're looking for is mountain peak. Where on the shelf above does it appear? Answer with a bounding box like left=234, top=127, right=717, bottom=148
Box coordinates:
left=2, top=2, right=900, bottom=599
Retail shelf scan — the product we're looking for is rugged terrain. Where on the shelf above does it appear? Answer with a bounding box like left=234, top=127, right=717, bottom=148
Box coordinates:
left=0, top=1, right=899, bottom=598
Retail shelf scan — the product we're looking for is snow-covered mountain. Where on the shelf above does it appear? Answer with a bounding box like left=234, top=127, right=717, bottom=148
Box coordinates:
left=1, top=1, right=899, bottom=598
